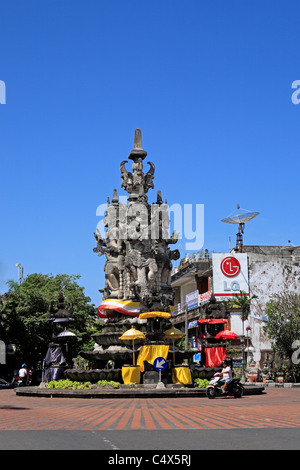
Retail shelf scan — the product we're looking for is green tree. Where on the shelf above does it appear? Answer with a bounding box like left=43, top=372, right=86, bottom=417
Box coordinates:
left=0, top=273, right=99, bottom=367
left=264, top=293, right=300, bottom=380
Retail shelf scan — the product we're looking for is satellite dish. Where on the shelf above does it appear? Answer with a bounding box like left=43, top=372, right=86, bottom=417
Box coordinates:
left=221, top=205, right=259, bottom=252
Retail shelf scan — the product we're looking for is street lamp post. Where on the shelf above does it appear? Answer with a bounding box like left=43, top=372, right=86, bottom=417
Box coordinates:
left=240, top=335, right=245, bottom=383
left=185, top=305, right=188, bottom=351
left=246, top=326, right=251, bottom=367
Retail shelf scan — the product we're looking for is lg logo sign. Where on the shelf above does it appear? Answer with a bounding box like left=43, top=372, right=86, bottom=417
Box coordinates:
left=220, top=256, right=241, bottom=277
left=221, top=256, right=241, bottom=292
left=212, top=253, right=249, bottom=297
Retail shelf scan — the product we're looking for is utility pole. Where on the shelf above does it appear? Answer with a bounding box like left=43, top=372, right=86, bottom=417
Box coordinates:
left=185, top=304, right=188, bottom=350
left=15, top=263, right=23, bottom=285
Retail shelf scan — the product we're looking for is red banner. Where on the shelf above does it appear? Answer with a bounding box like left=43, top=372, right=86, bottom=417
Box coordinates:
left=205, top=346, right=226, bottom=367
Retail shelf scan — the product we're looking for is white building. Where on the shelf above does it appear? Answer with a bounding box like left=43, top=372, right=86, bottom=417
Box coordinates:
left=170, top=245, right=300, bottom=368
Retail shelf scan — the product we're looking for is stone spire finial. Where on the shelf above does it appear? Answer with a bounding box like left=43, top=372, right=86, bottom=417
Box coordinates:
left=128, top=129, right=147, bottom=160
left=112, top=188, right=118, bottom=204
left=133, top=128, right=143, bottom=149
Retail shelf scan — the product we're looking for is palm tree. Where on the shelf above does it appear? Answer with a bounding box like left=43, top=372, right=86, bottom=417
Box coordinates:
left=229, top=290, right=257, bottom=321
left=228, top=290, right=258, bottom=381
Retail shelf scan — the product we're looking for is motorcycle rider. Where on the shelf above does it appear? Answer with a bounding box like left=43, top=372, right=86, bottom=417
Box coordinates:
left=18, top=364, right=29, bottom=385
left=219, top=360, right=232, bottom=393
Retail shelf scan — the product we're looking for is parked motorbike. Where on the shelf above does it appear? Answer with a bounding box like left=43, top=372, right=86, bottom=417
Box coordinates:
left=0, top=377, right=15, bottom=389
left=206, top=373, right=244, bottom=399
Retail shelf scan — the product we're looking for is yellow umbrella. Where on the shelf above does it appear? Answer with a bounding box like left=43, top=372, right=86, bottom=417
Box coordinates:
left=163, top=325, right=185, bottom=365
left=119, top=326, right=146, bottom=365
left=139, top=311, right=172, bottom=319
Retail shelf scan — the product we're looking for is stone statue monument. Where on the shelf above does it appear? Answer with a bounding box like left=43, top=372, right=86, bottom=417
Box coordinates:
left=65, top=130, right=193, bottom=384
left=94, top=129, right=180, bottom=316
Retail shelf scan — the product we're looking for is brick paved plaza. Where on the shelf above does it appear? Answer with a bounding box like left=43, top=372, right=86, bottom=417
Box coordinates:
left=1, top=387, right=300, bottom=432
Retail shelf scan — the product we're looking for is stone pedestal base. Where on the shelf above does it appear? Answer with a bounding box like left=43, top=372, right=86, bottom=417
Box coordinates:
left=143, top=371, right=169, bottom=385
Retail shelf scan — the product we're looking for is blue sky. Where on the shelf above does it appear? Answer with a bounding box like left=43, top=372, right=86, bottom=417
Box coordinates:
left=0, top=0, right=300, bottom=306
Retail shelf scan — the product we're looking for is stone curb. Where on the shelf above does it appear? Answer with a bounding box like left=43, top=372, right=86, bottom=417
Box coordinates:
left=15, top=384, right=265, bottom=399
left=263, top=382, right=300, bottom=388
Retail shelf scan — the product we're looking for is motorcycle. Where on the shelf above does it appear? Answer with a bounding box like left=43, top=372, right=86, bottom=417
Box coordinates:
left=14, top=376, right=26, bottom=387
left=206, top=373, right=244, bottom=399
left=13, top=373, right=30, bottom=387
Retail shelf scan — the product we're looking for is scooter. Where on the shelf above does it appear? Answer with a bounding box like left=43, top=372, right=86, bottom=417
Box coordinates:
left=13, top=374, right=29, bottom=387
left=206, top=372, right=244, bottom=399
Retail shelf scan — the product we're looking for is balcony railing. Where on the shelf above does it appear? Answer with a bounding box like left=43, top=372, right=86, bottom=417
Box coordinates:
left=173, top=302, right=187, bottom=316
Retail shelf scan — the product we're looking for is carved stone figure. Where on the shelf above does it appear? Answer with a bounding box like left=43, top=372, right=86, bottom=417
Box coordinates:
left=203, top=293, right=228, bottom=318
left=120, top=160, right=133, bottom=194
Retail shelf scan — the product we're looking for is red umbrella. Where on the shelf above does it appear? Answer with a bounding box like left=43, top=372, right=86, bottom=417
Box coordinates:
left=198, top=318, right=228, bottom=324
left=215, top=329, right=238, bottom=340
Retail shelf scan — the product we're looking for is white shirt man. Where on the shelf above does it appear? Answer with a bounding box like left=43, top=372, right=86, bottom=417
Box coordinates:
left=18, top=365, right=28, bottom=384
